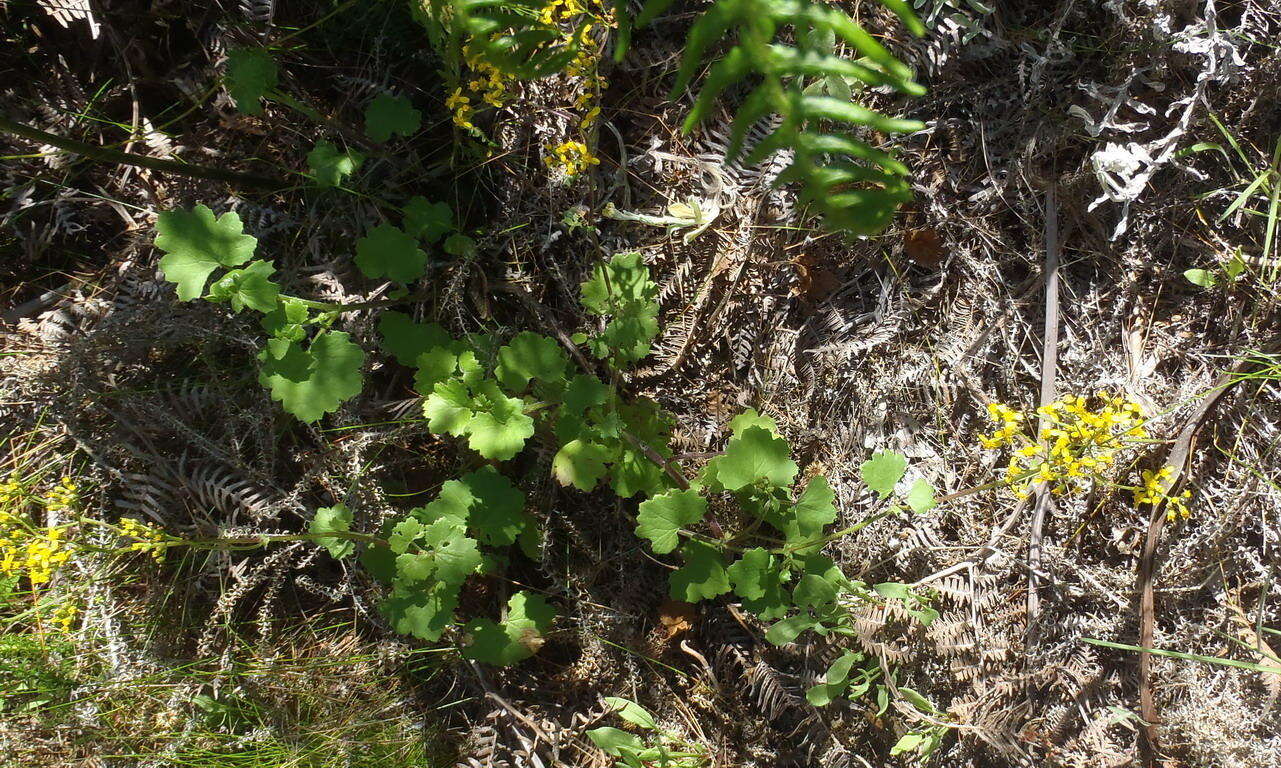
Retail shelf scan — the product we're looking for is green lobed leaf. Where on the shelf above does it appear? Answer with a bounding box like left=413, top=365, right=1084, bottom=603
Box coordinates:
left=416, top=480, right=474, bottom=529
left=728, top=408, right=778, bottom=436
left=726, top=547, right=791, bottom=619
left=860, top=451, right=907, bottom=498
left=307, top=140, right=364, bottom=188
left=773, top=474, right=837, bottom=554
left=309, top=504, right=354, bottom=559
left=206, top=259, right=280, bottom=313
left=580, top=252, right=657, bottom=314
left=552, top=439, right=612, bottom=492
left=420, top=518, right=482, bottom=587
left=395, top=550, right=436, bottom=582
left=460, top=591, right=556, bottom=666
left=155, top=205, right=258, bottom=301
left=609, top=398, right=676, bottom=498
left=414, top=347, right=462, bottom=395
left=793, top=573, right=838, bottom=609
left=364, top=94, right=423, bottom=142
left=458, top=466, right=528, bottom=546
left=906, top=478, right=936, bottom=513
left=403, top=197, right=454, bottom=243
left=668, top=539, right=731, bottom=602
left=610, top=447, right=670, bottom=499
left=378, top=311, right=455, bottom=366
left=465, top=381, right=535, bottom=460
left=388, top=517, right=424, bottom=554
left=707, top=426, right=798, bottom=492
left=423, top=379, right=476, bottom=437
left=495, top=331, right=569, bottom=391
left=563, top=374, right=610, bottom=412
left=226, top=48, right=277, bottom=116
left=443, top=233, right=477, bottom=258
left=636, top=488, right=707, bottom=554
left=355, top=223, right=428, bottom=283
left=594, top=312, right=659, bottom=365
left=257, top=330, right=365, bottom=423
left=382, top=579, right=459, bottom=641
left=726, top=547, right=775, bottom=601
left=261, top=296, right=309, bottom=341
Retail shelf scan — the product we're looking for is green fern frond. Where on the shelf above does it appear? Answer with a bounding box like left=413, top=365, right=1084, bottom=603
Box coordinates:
left=634, top=0, right=926, bottom=236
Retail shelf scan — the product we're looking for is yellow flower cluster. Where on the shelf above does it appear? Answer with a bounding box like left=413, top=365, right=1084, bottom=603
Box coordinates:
left=544, top=140, right=600, bottom=177
left=50, top=600, right=78, bottom=632
left=118, top=517, right=170, bottom=563
left=1134, top=467, right=1193, bottom=521
left=43, top=476, right=79, bottom=512
left=0, top=475, right=24, bottom=507
left=979, top=403, right=1024, bottom=449
left=450, top=50, right=514, bottom=131
left=539, top=0, right=588, bottom=24
left=469, top=60, right=510, bottom=109
left=446, top=87, right=476, bottom=130
left=1, top=514, right=72, bottom=586
left=980, top=393, right=1149, bottom=498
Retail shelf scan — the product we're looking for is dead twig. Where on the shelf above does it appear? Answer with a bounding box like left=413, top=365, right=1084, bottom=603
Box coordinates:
left=0, top=115, right=288, bottom=190
left=1027, top=185, right=1061, bottom=644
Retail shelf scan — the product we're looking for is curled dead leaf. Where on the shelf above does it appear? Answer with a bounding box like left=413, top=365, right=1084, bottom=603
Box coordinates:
left=658, top=599, right=695, bottom=639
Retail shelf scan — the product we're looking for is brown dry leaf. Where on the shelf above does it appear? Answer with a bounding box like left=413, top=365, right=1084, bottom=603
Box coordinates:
left=791, top=252, right=840, bottom=308
left=517, top=627, right=546, bottom=656
left=658, top=599, right=695, bottom=639
left=904, top=227, right=946, bottom=269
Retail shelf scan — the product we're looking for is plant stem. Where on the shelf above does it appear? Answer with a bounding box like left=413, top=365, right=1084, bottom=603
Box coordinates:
left=283, top=291, right=434, bottom=314
left=0, top=115, right=288, bottom=190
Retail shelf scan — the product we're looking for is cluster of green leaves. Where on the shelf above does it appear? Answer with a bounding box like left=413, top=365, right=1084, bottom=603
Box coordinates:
left=635, top=412, right=938, bottom=661
left=806, top=649, right=949, bottom=756
left=177, top=36, right=946, bottom=689
left=626, top=0, right=926, bottom=236
left=154, top=195, right=457, bottom=423
left=1185, top=247, right=1248, bottom=289
left=155, top=69, right=466, bottom=424
left=292, top=251, right=670, bottom=663
left=574, top=252, right=661, bottom=367
left=380, top=251, right=671, bottom=499
left=588, top=697, right=709, bottom=768
left=310, top=472, right=554, bottom=665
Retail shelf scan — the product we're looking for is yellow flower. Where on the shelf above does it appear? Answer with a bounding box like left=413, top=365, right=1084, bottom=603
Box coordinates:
left=22, top=526, right=72, bottom=585
left=51, top=600, right=78, bottom=632
left=119, top=517, right=171, bottom=564
left=0, top=475, right=24, bottom=507
left=1134, top=466, right=1192, bottom=521
left=43, top=476, right=79, bottom=512
left=445, top=88, right=470, bottom=111
left=980, top=393, right=1149, bottom=498
left=544, top=140, right=600, bottom=177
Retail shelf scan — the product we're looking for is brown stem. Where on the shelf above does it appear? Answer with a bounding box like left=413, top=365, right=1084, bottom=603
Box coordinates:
left=0, top=115, right=288, bottom=190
